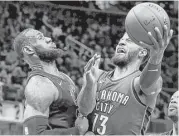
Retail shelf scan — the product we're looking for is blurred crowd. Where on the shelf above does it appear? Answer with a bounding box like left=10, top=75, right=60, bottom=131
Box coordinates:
left=0, top=1, right=178, bottom=120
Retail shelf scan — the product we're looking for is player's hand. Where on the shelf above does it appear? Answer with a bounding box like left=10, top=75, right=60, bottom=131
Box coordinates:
left=139, top=25, right=173, bottom=62
left=84, top=54, right=101, bottom=82
left=82, top=65, right=98, bottom=96
left=84, top=54, right=100, bottom=73
left=75, top=116, right=89, bottom=135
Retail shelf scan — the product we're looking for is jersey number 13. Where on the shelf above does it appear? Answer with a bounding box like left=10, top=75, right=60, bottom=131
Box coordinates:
left=92, top=113, right=108, bottom=135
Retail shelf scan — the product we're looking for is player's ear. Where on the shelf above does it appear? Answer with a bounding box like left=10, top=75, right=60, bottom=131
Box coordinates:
left=138, top=48, right=147, bottom=59
left=22, top=46, right=35, bottom=55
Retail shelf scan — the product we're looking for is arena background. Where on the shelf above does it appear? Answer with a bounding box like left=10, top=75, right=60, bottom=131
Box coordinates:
left=0, top=1, right=178, bottom=135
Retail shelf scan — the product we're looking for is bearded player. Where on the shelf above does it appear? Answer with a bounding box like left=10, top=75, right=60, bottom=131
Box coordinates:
left=79, top=24, right=173, bottom=135
left=13, top=28, right=95, bottom=135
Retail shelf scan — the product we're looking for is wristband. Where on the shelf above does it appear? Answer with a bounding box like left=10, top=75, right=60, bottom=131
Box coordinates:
left=147, top=61, right=161, bottom=72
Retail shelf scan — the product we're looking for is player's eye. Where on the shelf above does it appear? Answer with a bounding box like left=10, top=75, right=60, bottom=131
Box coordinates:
left=171, top=101, right=177, bottom=104
left=38, top=34, right=44, bottom=40
left=39, top=36, right=43, bottom=40
left=126, top=38, right=132, bottom=42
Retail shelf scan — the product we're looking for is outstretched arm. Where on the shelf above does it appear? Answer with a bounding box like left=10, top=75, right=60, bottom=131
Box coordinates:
left=23, top=76, right=84, bottom=135
left=77, top=54, right=103, bottom=116
left=137, top=25, right=173, bottom=95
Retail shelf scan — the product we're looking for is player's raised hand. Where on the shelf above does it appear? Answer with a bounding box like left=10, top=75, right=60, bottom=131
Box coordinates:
left=139, top=25, right=173, bottom=57
left=83, top=53, right=101, bottom=84
left=77, top=69, right=97, bottom=116
left=77, top=55, right=101, bottom=116
left=84, top=54, right=100, bottom=73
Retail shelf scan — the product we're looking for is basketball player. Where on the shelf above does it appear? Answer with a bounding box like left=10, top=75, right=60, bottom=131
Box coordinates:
left=13, top=28, right=94, bottom=135
left=161, top=91, right=178, bottom=135
left=80, top=24, right=173, bottom=135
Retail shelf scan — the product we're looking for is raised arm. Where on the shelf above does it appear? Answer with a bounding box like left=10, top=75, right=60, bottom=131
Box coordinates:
left=136, top=25, right=173, bottom=95
left=23, top=75, right=87, bottom=135
left=77, top=54, right=103, bottom=116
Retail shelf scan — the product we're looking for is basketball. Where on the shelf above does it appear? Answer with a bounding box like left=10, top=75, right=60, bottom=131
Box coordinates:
left=125, top=2, right=170, bottom=45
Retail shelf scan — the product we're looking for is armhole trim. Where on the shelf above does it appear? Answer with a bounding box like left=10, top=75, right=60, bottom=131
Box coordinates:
left=97, top=70, right=106, bottom=83
left=132, top=77, right=146, bottom=107
left=26, top=71, right=62, bottom=103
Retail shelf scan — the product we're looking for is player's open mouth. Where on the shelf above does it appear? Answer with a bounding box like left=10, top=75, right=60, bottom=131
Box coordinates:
left=169, top=105, right=177, bottom=111
left=117, top=48, right=126, bottom=54
left=169, top=108, right=176, bottom=112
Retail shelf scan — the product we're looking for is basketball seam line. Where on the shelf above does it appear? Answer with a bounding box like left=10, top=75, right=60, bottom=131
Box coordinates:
left=143, top=4, right=164, bottom=34
left=132, top=8, right=150, bottom=38
left=125, top=8, right=143, bottom=44
left=126, top=21, right=140, bottom=44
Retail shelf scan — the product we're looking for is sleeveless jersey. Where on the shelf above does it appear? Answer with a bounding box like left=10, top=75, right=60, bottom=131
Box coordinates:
left=88, top=70, right=153, bottom=135
left=26, top=69, right=78, bottom=129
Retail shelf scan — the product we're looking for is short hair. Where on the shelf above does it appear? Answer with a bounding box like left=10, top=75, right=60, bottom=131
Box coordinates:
left=13, top=28, right=36, bottom=58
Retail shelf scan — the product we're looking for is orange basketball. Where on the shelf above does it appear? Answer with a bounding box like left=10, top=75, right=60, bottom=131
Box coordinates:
left=125, top=2, right=170, bottom=45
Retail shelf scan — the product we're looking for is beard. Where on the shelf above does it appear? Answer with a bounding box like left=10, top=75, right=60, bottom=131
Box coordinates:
left=33, top=45, right=63, bottom=63
left=168, top=114, right=178, bottom=123
left=111, top=49, right=139, bottom=68
left=168, top=108, right=178, bottom=123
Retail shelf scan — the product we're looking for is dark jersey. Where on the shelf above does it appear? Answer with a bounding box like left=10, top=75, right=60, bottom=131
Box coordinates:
left=88, top=70, right=153, bottom=135
left=26, top=69, right=78, bottom=129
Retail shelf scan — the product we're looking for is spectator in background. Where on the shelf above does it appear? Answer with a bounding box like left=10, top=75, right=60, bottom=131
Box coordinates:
left=0, top=69, right=11, bottom=85
left=5, top=50, right=18, bottom=65
left=34, top=9, right=44, bottom=30
left=42, top=13, right=64, bottom=38
left=0, top=81, right=4, bottom=101
left=161, top=91, right=178, bottom=135
left=11, top=66, right=26, bottom=85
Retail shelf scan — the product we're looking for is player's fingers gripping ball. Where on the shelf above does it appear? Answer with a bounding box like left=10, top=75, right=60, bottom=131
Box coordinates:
left=125, top=2, right=170, bottom=46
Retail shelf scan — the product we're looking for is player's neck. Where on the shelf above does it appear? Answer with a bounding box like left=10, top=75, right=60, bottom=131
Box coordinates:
left=112, top=61, right=139, bottom=80
left=41, top=61, right=59, bottom=76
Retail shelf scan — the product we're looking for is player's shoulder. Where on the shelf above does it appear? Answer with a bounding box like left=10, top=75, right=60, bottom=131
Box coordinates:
left=25, top=75, right=58, bottom=98
left=24, top=75, right=57, bottom=114
left=27, top=75, right=55, bottom=88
